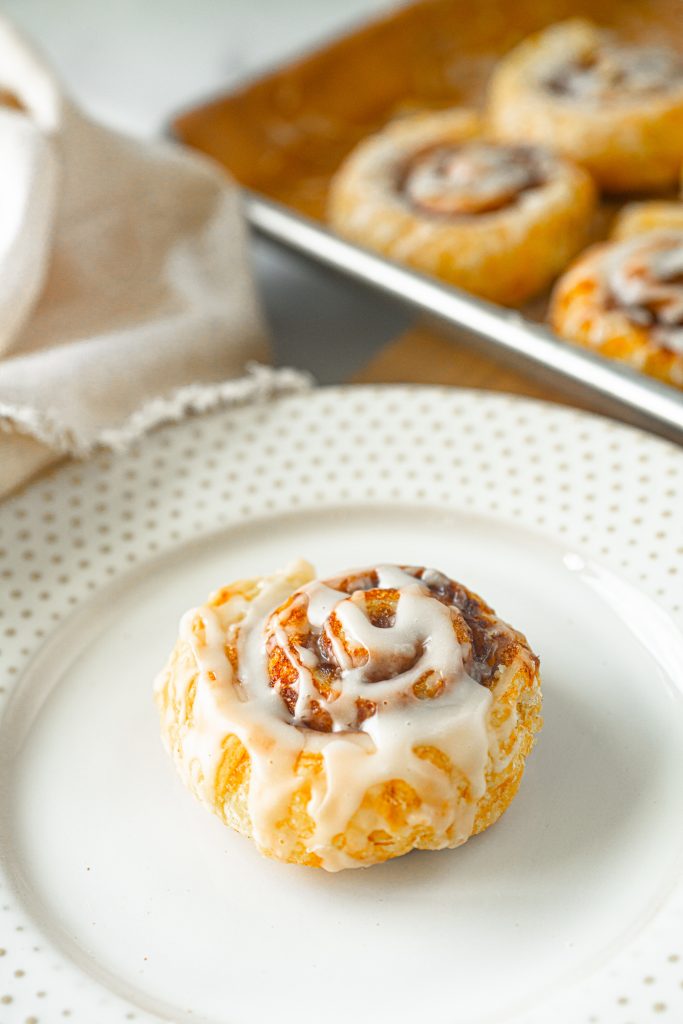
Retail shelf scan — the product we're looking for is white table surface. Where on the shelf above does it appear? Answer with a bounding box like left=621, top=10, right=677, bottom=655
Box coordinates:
left=2, top=0, right=413, bottom=381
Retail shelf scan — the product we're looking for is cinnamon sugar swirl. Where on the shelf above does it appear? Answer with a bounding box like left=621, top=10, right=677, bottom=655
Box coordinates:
left=550, top=229, right=683, bottom=388
left=155, top=561, right=542, bottom=871
left=328, top=109, right=595, bottom=306
left=488, top=19, right=683, bottom=193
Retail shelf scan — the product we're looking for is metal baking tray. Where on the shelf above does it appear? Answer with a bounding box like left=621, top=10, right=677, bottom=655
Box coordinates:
left=173, top=0, right=683, bottom=443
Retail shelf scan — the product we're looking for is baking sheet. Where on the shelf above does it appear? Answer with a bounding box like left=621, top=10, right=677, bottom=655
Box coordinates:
left=172, top=0, right=683, bottom=440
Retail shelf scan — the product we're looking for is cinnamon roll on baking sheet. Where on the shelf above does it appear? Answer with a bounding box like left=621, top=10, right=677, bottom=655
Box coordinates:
left=550, top=229, right=683, bottom=389
left=328, top=109, right=595, bottom=306
left=155, top=560, right=542, bottom=871
left=488, top=19, right=683, bottom=194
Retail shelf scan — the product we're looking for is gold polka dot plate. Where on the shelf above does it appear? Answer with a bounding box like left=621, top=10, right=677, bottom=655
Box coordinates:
left=0, top=386, right=682, bottom=1024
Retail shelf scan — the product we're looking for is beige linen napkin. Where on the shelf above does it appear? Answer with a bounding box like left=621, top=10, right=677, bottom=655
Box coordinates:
left=0, top=16, right=309, bottom=498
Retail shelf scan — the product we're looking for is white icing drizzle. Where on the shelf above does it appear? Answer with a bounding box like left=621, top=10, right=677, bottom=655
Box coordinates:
left=402, top=143, right=548, bottom=216
left=157, top=562, right=533, bottom=871
left=605, top=230, right=683, bottom=354
left=541, top=40, right=683, bottom=103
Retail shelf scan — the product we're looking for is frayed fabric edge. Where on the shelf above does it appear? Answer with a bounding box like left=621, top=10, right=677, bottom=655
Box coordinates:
left=0, top=363, right=314, bottom=457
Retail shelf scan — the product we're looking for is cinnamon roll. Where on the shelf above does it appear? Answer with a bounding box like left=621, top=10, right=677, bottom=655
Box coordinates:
left=328, top=109, right=595, bottom=306
left=550, top=230, right=683, bottom=388
left=612, top=201, right=683, bottom=241
left=488, top=20, right=683, bottom=194
left=155, top=561, right=542, bottom=871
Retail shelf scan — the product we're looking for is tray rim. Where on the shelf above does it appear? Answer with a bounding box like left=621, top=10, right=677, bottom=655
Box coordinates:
left=243, top=191, right=683, bottom=442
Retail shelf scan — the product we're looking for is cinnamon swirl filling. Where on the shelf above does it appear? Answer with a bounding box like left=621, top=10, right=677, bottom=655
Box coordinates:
left=541, top=41, right=683, bottom=103
left=265, top=565, right=533, bottom=732
left=606, top=231, right=683, bottom=354
left=400, top=142, right=548, bottom=216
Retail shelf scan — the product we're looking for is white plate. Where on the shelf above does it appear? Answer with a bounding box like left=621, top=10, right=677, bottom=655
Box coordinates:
left=1, top=386, right=682, bottom=1024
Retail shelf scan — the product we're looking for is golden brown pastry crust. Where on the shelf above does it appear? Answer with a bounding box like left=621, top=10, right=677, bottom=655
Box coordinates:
left=327, top=109, right=595, bottom=306
left=487, top=19, right=683, bottom=194
left=155, top=562, right=542, bottom=870
left=550, top=230, right=683, bottom=389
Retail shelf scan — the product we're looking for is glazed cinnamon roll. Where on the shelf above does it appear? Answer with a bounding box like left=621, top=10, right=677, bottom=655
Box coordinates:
left=155, top=561, right=542, bottom=871
left=488, top=20, right=683, bottom=193
left=550, top=230, right=683, bottom=388
left=328, top=109, right=595, bottom=306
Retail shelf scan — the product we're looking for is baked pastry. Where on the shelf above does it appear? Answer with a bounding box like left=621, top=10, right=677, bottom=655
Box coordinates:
left=328, top=109, right=595, bottom=306
left=487, top=19, right=683, bottom=193
left=155, top=560, right=542, bottom=871
left=550, top=229, right=683, bottom=388
left=612, top=202, right=683, bottom=241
